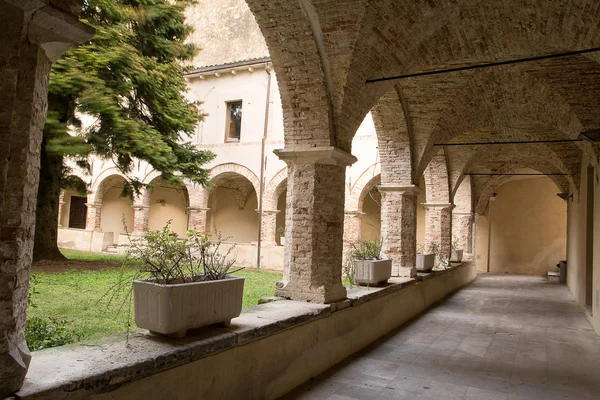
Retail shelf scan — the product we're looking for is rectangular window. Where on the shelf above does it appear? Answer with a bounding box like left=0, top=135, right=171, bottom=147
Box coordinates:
left=68, top=196, right=87, bottom=229
left=225, top=101, right=242, bottom=142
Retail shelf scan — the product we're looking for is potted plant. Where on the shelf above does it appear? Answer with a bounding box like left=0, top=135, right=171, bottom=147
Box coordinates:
left=277, top=226, right=286, bottom=246
left=450, top=236, right=463, bottom=263
left=416, top=244, right=435, bottom=272
left=124, top=222, right=244, bottom=338
left=350, top=239, right=392, bottom=286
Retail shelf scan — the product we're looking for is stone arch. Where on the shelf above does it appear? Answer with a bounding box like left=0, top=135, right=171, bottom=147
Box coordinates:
left=209, top=163, right=261, bottom=203
left=205, top=164, right=260, bottom=242
left=450, top=141, right=577, bottom=200
left=244, top=0, right=346, bottom=149
left=423, top=150, right=450, bottom=203
left=346, top=163, right=380, bottom=212
left=89, top=168, right=130, bottom=204
left=91, top=173, right=134, bottom=241
left=414, top=68, right=591, bottom=191
left=264, top=168, right=287, bottom=211
left=473, top=164, right=569, bottom=215
left=371, top=85, right=415, bottom=186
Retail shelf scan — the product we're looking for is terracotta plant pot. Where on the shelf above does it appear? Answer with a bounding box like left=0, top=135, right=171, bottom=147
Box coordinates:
left=451, top=249, right=464, bottom=263
left=416, top=253, right=435, bottom=272
left=133, top=276, right=244, bottom=338
left=353, top=259, right=392, bottom=286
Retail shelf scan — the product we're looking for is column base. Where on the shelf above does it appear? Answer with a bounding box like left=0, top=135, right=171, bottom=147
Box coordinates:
left=275, top=281, right=347, bottom=304
left=0, top=339, right=30, bottom=396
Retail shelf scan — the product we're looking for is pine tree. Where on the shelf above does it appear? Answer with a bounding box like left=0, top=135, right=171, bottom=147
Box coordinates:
left=34, top=0, right=214, bottom=260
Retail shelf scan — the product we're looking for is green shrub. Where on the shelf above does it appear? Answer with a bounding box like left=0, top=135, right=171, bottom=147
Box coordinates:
left=350, top=239, right=383, bottom=260
left=26, top=317, right=79, bottom=351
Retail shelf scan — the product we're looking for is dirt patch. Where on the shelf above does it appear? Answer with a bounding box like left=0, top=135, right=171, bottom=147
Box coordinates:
left=32, top=259, right=122, bottom=273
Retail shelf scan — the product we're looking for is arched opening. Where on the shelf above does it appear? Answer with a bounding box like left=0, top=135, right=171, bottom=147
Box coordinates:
left=275, top=182, right=287, bottom=246
left=147, top=179, right=189, bottom=238
left=475, top=168, right=567, bottom=275
left=416, top=176, right=426, bottom=250
left=359, top=175, right=380, bottom=242
left=586, top=164, right=595, bottom=312
left=97, top=175, right=134, bottom=244
left=59, top=176, right=88, bottom=230
left=207, top=172, right=258, bottom=243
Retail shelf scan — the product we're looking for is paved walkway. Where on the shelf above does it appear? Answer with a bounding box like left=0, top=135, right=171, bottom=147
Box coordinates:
left=281, top=275, right=600, bottom=400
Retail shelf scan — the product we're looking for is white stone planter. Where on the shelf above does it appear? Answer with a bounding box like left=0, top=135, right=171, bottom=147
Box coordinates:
left=353, top=259, right=392, bottom=286
left=133, top=276, right=244, bottom=338
left=416, top=253, right=435, bottom=272
left=279, top=236, right=285, bottom=246
left=451, top=249, right=464, bottom=263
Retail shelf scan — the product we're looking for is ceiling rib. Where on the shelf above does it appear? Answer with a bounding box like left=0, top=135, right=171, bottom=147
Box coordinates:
left=366, top=46, right=600, bottom=84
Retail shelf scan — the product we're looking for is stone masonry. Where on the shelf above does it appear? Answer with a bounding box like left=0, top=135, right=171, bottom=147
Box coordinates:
left=274, top=147, right=356, bottom=303
left=0, top=1, right=92, bottom=395
left=379, top=185, right=419, bottom=278
left=424, top=203, right=454, bottom=265
left=259, top=209, right=279, bottom=246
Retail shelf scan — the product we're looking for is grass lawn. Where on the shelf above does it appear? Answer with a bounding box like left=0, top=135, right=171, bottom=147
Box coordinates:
left=28, top=250, right=282, bottom=343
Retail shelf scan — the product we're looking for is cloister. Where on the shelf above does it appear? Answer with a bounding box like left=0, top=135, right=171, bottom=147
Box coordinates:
left=2, top=0, right=600, bottom=399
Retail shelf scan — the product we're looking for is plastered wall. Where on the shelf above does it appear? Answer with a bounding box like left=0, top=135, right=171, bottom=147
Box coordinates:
left=148, top=186, right=188, bottom=237
left=207, top=187, right=258, bottom=243
left=475, top=176, right=566, bottom=275
left=101, top=187, right=134, bottom=243
left=566, top=155, right=600, bottom=334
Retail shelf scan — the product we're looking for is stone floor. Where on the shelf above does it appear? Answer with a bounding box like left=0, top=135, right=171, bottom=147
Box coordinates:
left=280, top=275, right=600, bottom=400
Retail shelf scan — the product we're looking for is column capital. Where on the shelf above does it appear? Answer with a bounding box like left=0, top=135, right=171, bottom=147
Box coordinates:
left=344, top=210, right=364, bottom=217
left=377, top=184, right=421, bottom=195
left=274, top=146, right=357, bottom=167
left=256, top=209, right=280, bottom=215
left=85, top=202, right=101, bottom=208
left=132, top=205, right=152, bottom=210
left=422, top=202, right=455, bottom=210
left=452, top=211, right=472, bottom=216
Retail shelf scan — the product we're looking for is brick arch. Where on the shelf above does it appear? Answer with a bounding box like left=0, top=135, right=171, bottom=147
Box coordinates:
left=414, top=68, right=591, bottom=190
left=371, top=85, right=416, bottom=186
left=473, top=164, right=570, bottom=214
left=423, top=150, right=450, bottom=204
left=346, top=163, right=380, bottom=212
left=146, top=175, right=190, bottom=209
left=206, top=163, right=261, bottom=211
left=451, top=143, right=576, bottom=200
left=209, top=163, right=260, bottom=198
left=264, top=168, right=287, bottom=211
left=328, top=0, right=600, bottom=150
left=89, top=168, right=130, bottom=204
left=244, top=0, right=356, bottom=150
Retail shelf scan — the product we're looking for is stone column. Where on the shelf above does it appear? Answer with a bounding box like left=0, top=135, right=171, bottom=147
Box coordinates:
left=0, top=2, right=93, bottom=395
left=187, top=207, right=210, bottom=233
left=423, top=203, right=455, bottom=266
left=274, top=147, right=356, bottom=303
left=343, top=211, right=362, bottom=250
left=259, top=209, right=279, bottom=246
left=85, top=203, right=102, bottom=231
left=452, top=211, right=473, bottom=260
left=379, top=185, right=420, bottom=278
left=131, top=205, right=151, bottom=236
left=57, top=191, right=66, bottom=227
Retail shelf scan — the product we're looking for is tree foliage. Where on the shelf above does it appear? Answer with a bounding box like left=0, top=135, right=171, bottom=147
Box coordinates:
left=46, top=0, right=214, bottom=193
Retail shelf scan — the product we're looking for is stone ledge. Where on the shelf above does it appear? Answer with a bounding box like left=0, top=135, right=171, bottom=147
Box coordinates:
left=416, top=262, right=471, bottom=282
left=16, top=264, right=472, bottom=398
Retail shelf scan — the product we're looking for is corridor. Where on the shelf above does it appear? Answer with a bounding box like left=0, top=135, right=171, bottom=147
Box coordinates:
left=282, top=275, right=600, bottom=400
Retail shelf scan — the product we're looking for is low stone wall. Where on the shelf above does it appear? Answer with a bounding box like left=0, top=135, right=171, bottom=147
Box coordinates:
left=115, top=237, right=285, bottom=271
left=57, top=229, right=113, bottom=253
left=17, top=262, right=475, bottom=400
